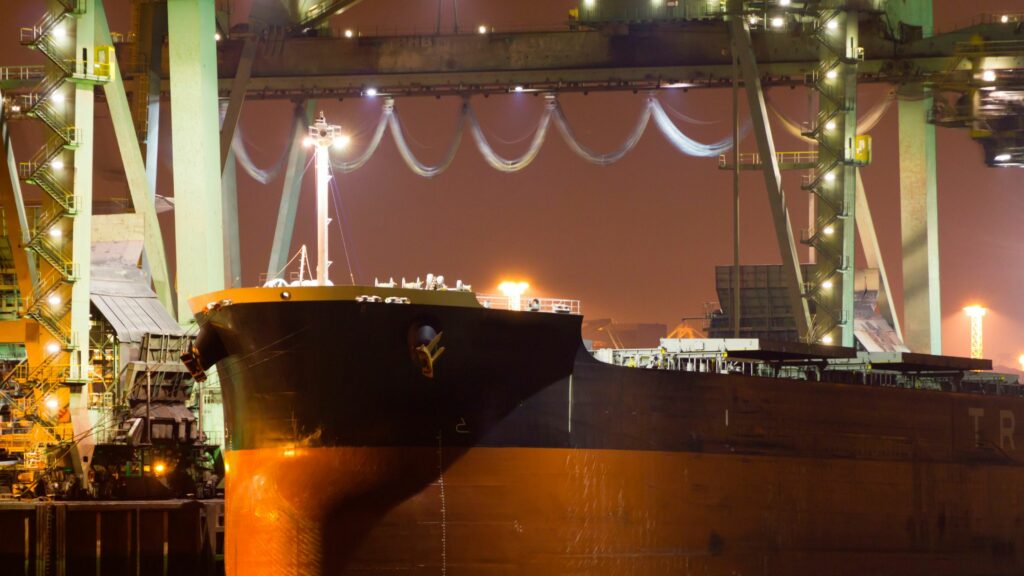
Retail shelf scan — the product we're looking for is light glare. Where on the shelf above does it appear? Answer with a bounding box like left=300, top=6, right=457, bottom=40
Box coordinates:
left=963, top=305, right=987, bottom=319
left=982, top=70, right=996, bottom=82
left=498, top=281, right=529, bottom=311
left=771, top=17, right=784, bottom=28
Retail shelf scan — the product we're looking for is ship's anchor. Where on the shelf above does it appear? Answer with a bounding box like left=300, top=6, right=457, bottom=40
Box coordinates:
left=415, top=332, right=445, bottom=379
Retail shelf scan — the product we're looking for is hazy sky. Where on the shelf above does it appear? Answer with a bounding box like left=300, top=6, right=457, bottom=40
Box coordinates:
left=2, top=1, right=1023, bottom=373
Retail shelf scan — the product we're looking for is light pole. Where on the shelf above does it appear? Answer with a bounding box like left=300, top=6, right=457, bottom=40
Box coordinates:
left=963, top=305, right=987, bottom=360
left=303, top=112, right=349, bottom=286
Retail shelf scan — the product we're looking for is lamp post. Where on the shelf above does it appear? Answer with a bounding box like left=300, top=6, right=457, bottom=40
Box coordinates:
left=963, top=305, right=987, bottom=360
left=303, top=113, right=348, bottom=286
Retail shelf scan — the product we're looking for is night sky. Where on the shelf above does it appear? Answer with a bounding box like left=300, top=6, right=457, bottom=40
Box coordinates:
left=2, top=1, right=1023, bottom=373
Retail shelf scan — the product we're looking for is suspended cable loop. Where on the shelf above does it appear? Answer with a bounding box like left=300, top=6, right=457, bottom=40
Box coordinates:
left=231, top=108, right=298, bottom=183
left=244, top=95, right=750, bottom=177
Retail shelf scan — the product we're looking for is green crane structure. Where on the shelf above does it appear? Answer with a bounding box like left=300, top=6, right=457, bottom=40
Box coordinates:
left=1, top=0, right=1023, bottom=491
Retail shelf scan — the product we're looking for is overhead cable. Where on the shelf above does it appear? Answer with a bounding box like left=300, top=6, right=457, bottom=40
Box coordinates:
left=234, top=95, right=743, bottom=179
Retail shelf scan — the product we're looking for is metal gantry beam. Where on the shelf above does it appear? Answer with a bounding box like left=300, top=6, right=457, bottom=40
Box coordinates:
left=139, top=2, right=167, bottom=198
left=899, top=83, right=941, bottom=355
left=895, top=2, right=942, bottom=355
left=219, top=35, right=257, bottom=172
left=728, top=15, right=811, bottom=342
left=295, top=0, right=367, bottom=32
left=854, top=169, right=902, bottom=344
left=68, top=0, right=98, bottom=488
left=95, top=0, right=174, bottom=312
left=98, top=19, right=1024, bottom=102
left=218, top=33, right=259, bottom=289
left=222, top=146, right=242, bottom=288
left=167, top=0, right=225, bottom=323
left=267, top=101, right=314, bottom=281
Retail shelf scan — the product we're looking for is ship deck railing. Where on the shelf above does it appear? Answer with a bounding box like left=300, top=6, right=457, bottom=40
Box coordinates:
left=477, top=295, right=581, bottom=315
left=592, top=347, right=1024, bottom=396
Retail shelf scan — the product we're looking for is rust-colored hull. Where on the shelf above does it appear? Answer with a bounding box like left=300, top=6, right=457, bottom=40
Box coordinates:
left=226, top=445, right=1024, bottom=576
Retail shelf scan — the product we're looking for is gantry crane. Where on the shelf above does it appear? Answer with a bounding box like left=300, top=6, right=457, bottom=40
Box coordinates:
left=1, top=0, right=1023, bottom=492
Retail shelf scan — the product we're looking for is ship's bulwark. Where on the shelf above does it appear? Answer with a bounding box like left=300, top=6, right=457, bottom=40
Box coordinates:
left=191, top=288, right=1024, bottom=575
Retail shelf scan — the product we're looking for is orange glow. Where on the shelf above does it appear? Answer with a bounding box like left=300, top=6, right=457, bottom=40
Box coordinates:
left=497, top=281, right=529, bottom=297
left=498, top=281, right=529, bottom=311
left=963, top=305, right=987, bottom=318
left=154, top=462, right=166, bottom=475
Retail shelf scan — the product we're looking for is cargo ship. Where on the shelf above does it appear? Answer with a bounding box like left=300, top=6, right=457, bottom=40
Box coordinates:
left=185, top=280, right=1024, bottom=576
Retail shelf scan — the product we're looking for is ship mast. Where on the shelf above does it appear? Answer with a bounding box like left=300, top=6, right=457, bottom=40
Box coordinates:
left=305, top=112, right=345, bottom=286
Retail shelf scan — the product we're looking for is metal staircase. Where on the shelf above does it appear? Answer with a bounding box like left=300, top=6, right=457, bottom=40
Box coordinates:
left=0, top=0, right=86, bottom=466
left=796, top=4, right=865, bottom=345
left=15, top=0, right=80, bottom=353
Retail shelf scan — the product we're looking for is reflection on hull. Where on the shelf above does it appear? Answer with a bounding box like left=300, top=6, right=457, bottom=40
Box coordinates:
left=226, top=445, right=1024, bottom=576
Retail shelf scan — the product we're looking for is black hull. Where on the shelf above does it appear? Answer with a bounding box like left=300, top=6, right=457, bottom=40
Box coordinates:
left=192, top=288, right=1024, bottom=575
